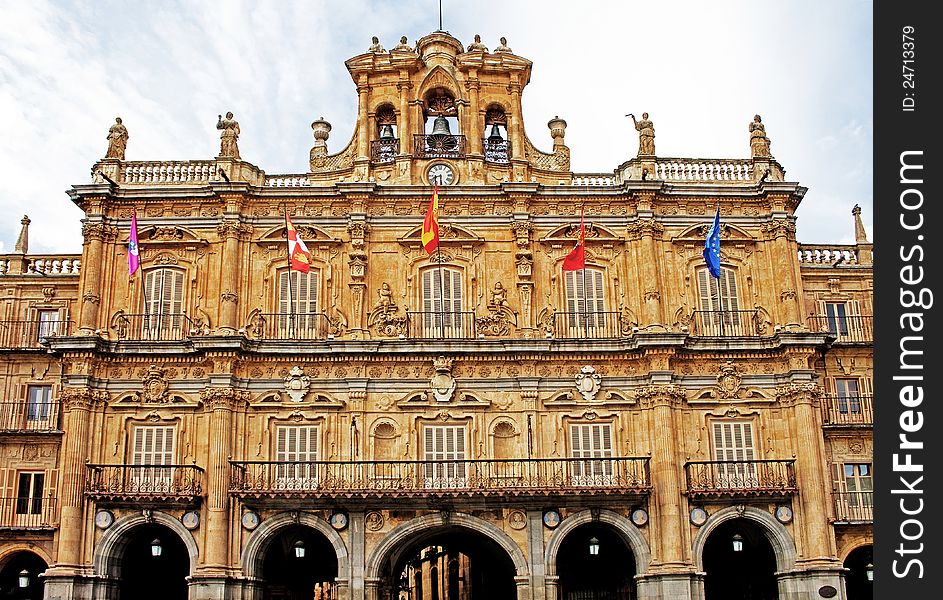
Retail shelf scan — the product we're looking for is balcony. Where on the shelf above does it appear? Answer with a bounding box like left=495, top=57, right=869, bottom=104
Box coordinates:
left=483, top=138, right=511, bottom=164
left=0, top=400, right=60, bottom=433
left=689, top=310, right=761, bottom=337
left=807, top=315, right=873, bottom=343
left=414, top=134, right=467, bottom=159
left=0, top=496, right=57, bottom=530
left=0, top=319, right=71, bottom=349
left=822, top=394, right=873, bottom=427
left=85, top=464, right=204, bottom=504
left=684, top=460, right=797, bottom=498
left=111, top=313, right=197, bottom=341
left=406, top=311, right=477, bottom=339
left=247, top=313, right=340, bottom=341
left=833, top=491, right=873, bottom=523
left=370, top=138, right=400, bottom=164
left=552, top=311, right=627, bottom=339
left=230, top=457, right=651, bottom=500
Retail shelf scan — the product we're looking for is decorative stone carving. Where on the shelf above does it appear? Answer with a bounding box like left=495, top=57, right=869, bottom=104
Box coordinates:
left=430, top=356, right=456, bottom=402
left=310, top=117, right=332, bottom=165
left=714, top=361, right=744, bottom=399
left=749, top=114, right=772, bottom=158
left=515, top=254, right=533, bottom=278
left=60, top=387, right=110, bottom=410
left=216, top=112, right=240, bottom=159
left=369, top=308, right=408, bottom=338
left=200, top=387, right=250, bottom=410
left=105, top=117, right=129, bottom=160
left=365, top=511, right=384, bottom=531
left=130, top=365, right=172, bottom=403
left=628, top=112, right=655, bottom=156
left=489, top=282, right=509, bottom=309
left=633, top=384, right=687, bottom=406
left=575, top=366, right=602, bottom=402
left=367, top=36, right=386, bottom=53
left=475, top=308, right=514, bottom=337
left=774, top=382, right=821, bottom=405
left=349, top=254, right=367, bottom=279
left=284, top=366, right=311, bottom=402
left=392, top=36, right=413, bottom=52
left=466, top=34, right=488, bottom=52
left=376, top=283, right=395, bottom=313
left=494, top=36, right=512, bottom=53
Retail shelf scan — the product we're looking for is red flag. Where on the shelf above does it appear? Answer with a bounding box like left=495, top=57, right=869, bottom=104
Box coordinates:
left=421, top=185, right=440, bottom=254
left=286, top=213, right=311, bottom=273
left=562, top=206, right=586, bottom=271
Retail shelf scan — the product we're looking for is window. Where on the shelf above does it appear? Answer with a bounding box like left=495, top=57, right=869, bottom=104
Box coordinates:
left=15, top=472, right=44, bottom=515
left=37, top=310, right=61, bottom=339
left=711, top=421, right=756, bottom=487
left=143, top=268, right=185, bottom=337
left=834, top=378, right=861, bottom=414
left=277, top=269, right=322, bottom=337
left=274, top=425, right=319, bottom=489
left=423, top=425, right=467, bottom=488
left=824, top=302, right=849, bottom=336
left=130, top=425, right=176, bottom=489
left=421, top=268, right=464, bottom=337
left=569, top=423, right=614, bottom=484
left=564, top=268, right=606, bottom=331
left=696, top=267, right=743, bottom=335
left=843, top=463, right=873, bottom=508
left=26, top=385, right=52, bottom=421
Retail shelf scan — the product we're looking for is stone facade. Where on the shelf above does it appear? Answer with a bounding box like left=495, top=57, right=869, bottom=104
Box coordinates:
left=0, top=31, right=872, bottom=600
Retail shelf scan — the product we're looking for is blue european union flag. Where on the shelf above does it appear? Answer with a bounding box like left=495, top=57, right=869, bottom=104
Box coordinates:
left=703, top=208, right=721, bottom=278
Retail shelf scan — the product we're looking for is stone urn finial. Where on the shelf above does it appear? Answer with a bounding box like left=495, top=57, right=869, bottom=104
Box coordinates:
left=548, top=116, right=567, bottom=148
left=311, top=117, right=332, bottom=154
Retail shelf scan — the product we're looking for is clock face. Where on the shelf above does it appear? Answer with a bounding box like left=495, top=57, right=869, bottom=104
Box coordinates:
left=427, top=163, right=455, bottom=186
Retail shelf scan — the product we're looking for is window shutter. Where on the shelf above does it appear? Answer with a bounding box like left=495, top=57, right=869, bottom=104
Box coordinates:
left=132, top=426, right=175, bottom=465
left=712, top=422, right=755, bottom=462
left=278, top=271, right=291, bottom=315
left=697, top=269, right=714, bottom=312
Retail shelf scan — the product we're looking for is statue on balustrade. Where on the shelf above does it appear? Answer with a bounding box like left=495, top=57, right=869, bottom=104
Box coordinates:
left=749, top=114, right=772, bottom=158
left=104, top=117, right=129, bottom=160
left=628, top=112, right=655, bottom=156
left=216, top=112, right=240, bottom=159
left=495, top=36, right=512, bottom=53
left=368, top=36, right=386, bottom=53
left=392, top=36, right=413, bottom=52
left=467, top=34, right=488, bottom=52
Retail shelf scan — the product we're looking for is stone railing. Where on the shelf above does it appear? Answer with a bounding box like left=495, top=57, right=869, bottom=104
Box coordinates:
left=0, top=255, right=81, bottom=276
left=571, top=173, right=618, bottom=186
left=654, top=158, right=755, bottom=182
left=115, top=160, right=217, bottom=184
left=797, top=244, right=860, bottom=265
left=265, top=175, right=311, bottom=187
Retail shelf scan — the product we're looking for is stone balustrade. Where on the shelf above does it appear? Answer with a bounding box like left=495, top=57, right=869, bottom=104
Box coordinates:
left=116, top=160, right=217, bottom=184
left=654, top=158, right=754, bottom=182
left=797, top=245, right=859, bottom=265
left=571, top=173, right=618, bottom=186
left=0, top=255, right=81, bottom=276
left=264, top=175, right=311, bottom=187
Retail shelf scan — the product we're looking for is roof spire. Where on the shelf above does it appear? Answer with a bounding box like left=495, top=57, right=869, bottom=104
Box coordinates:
left=852, top=204, right=869, bottom=243
left=14, top=215, right=30, bottom=254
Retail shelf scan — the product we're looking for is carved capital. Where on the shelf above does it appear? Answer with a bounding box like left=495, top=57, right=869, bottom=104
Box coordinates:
left=633, top=384, right=686, bottom=407
left=82, top=292, right=101, bottom=305
left=761, top=218, right=797, bottom=240
left=81, top=222, right=116, bottom=241
left=220, top=290, right=238, bottom=304
left=200, top=387, right=250, bottom=411
left=774, top=382, right=821, bottom=406
left=60, top=387, right=109, bottom=411
left=626, top=219, right=664, bottom=240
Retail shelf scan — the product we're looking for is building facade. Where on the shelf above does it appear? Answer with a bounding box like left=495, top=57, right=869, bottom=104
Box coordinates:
left=0, top=31, right=873, bottom=600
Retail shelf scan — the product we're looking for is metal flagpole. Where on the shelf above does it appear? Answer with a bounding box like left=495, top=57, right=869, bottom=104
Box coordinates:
left=580, top=206, right=587, bottom=338
left=435, top=181, right=446, bottom=339
left=135, top=208, right=151, bottom=334
left=285, top=208, right=295, bottom=338
left=715, top=204, right=725, bottom=336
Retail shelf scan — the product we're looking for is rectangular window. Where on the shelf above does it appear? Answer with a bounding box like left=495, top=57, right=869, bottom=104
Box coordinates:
left=15, top=472, right=44, bottom=515
left=564, top=269, right=607, bottom=332
left=37, top=310, right=61, bottom=339
left=824, top=302, right=849, bottom=336
left=697, top=267, right=743, bottom=335
left=834, top=378, right=861, bottom=414
left=423, top=425, right=467, bottom=488
left=421, top=268, right=464, bottom=337
left=711, top=421, right=757, bottom=487
left=274, top=425, right=319, bottom=488
left=130, top=425, right=176, bottom=489
left=143, top=268, right=185, bottom=337
left=277, top=270, right=322, bottom=338
left=26, top=385, right=53, bottom=421
left=569, top=423, right=614, bottom=484
left=843, top=463, right=873, bottom=508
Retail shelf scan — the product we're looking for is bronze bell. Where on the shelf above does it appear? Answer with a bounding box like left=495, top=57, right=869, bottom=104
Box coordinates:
left=488, top=123, right=504, bottom=142
left=430, top=114, right=452, bottom=135
left=379, top=124, right=394, bottom=139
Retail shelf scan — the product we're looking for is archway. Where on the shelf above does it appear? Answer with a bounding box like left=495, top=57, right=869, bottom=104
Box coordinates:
left=0, top=551, right=47, bottom=600
left=843, top=545, right=872, bottom=600
left=702, top=518, right=777, bottom=600
left=261, top=525, right=339, bottom=600
left=557, top=523, right=637, bottom=600
left=118, top=522, right=190, bottom=600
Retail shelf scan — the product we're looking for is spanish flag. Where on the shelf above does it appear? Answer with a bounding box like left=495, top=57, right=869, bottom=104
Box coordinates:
left=286, top=212, right=311, bottom=273
left=421, top=185, right=440, bottom=254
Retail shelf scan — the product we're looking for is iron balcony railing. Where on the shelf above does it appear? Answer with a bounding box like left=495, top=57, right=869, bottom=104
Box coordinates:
left=406, top=311, right=477, bottom=339
left=85, top=464, right=204, bottom=501
left=248, top=313, right=338, bottom=340
left=684, top=459, right=797, bottom=497
left=807, top=315, right=873, bottom=342
left=112, top=313, right=196, bottom=341
left=230, top=457, right=651, bottom=499
left=0, top=496, right=57, bottom=529
left=833, top=491, right=873, bottom=522
left=822, top=394, right=873, bottom=426
left=370, top=138, right=400, bottom=164
left=483, top=138, right=511, bottom=163
left=689, top=310, right=760, bottom=336
left=553, top=311, right=626, bottom=339
left=414, top=134, right=467, bottom=159
left=0, top=319, right=71, bottom=349
left=0, top=400, right=60, bottom=432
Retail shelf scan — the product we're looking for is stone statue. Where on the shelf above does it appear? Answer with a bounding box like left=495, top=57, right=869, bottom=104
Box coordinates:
left=495, top=36, right=512, bottom=53
left=368, top=36, right=386, bottom=53
left=392, top=36, right=413, bottom=52
left=314, top=583, right=322, bottom=600
left=467, top=34, right=488, bottom=52
left=216, top=112, right=240, bottom=159
left=628, top=112, right=655, bottom=156
left=749, top=114, right=772, bottom=158
left=490, top=282, right=508, bottom=308
left=105, top=117, right=129, bottom=160
left=376, top=282, right=394, bottom=313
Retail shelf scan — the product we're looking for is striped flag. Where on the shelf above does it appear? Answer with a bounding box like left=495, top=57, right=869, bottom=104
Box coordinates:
left=128, top=210, right=140, bottom=276
left=421, top=185, right=440, bottom=254
left=286, top=213, right=311, bottom=273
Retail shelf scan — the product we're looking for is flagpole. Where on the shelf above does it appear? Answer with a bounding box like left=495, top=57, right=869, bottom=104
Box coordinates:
left=434, top=182, right=446, bottom=339
left=135, top=208, right=150, bottom=330
left=580, top=206, right=587, bottom=338
left=284, top=208, right=295, bottom=338
left=714, top=204, right=725, bottom=336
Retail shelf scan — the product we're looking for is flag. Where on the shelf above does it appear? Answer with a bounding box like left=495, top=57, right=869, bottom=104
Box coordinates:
left=421, top=185, right=440, bottom=254
left=128, top=210, right=140, bottom=276
left=286, top=213, right=311, bottom=273
left=703, top=207, right=721, bottom=278
left=562, top=206, right=586, bottom=271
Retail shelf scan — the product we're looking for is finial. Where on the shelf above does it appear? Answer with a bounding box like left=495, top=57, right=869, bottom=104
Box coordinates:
left=853, top=204, right=869, bottom=243
left=14, top=215, right=30, bottom=254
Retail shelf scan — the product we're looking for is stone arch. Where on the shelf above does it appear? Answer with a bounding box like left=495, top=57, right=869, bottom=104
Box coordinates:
left=364, top=512, right=528, bottom=579
left=544, top=509, right=651, bottom=576
left=417, top=66, right=462, bottom=103
left=241, top=511, right=349, bottom=580
left=839, top=538, right=873, bottom=562
left=93, top=510, right=199, bottom=577
left=692, top=505, right=796, bottom=572
left=0, top=545, right=51, bottom=571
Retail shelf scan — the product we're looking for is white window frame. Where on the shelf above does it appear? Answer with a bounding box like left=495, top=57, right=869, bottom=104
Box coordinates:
left=563, top=268, right=607, bottom=332
left=274, top=425, right=320, bottom=490
left=143, top=268, right=186, bottom=337
left=711, top=421, right=757, bottom=487
left=421, top=268, right=465, bottom=337
left=130, top=425, right=176, bottom=491
left=569, top=423, right=614, bottom=485
left=423, top=425, right=467, bottom=488
left=696, top=267, right=744, bottom=335
left=15, top=471, right=44, bottom=517
left=277, top=269, right=322, bottom=337
left=843, top=463, right=873, bottom=508
left=26, top=385, right=53, bottom=422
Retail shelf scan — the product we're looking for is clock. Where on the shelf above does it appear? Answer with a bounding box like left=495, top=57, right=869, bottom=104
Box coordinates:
left=241, top=511, right=260, bottom=530
left=775, top=504, right=793, bottom=524
left=181, top=510, right=200, bottom=530
left=95, top=509, right=114, bottom=529
left=427, top=163, right=455, bottom=186
left=690, top=507, right=708, bottom=526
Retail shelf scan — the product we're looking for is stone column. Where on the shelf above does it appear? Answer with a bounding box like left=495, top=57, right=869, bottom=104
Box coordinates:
left=763, top=216, right=802, bottom=327
left=217, top=220, right=242, bottom=334
left=349, top=512, right=366, bottom=600
left=78, top=222, right=108, bottom=333
left=527, top=510, right=546, bottom=600
left=465, top=76, right=482, bottom=156
left=629, top=219, right=666, bottom=328
left=357, top=79, right=370, bottom=159
left=508, top=81, right=524, bottom=160
left=397, top=79, right=412, bottom=155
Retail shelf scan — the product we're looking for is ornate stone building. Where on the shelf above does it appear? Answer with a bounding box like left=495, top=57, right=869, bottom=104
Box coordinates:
left=0, top=32, right=872, bottom=600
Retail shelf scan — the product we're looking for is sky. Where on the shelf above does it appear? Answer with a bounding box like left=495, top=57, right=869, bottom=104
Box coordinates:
left=0, top=0, right=873, bottom=254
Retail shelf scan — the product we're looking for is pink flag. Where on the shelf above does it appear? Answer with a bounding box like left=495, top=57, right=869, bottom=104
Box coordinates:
left=128, top=210, right=140, bottom=276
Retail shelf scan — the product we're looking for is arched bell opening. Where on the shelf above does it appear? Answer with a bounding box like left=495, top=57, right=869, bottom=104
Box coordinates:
left=842, top=544, right=873, bottom=600
left=483, top=106, right=509, bottom=164
left=372, top=104, right=400, bottom=164
left=261, top=524, right=339, bottom=600
left=557, top=523, right=637, bottom=600
left=0, top=551, right=48, bottom=600
left=419, top=89, right=463, bottom=159
left=118, top=522, right=190, bottom=600
left=702, top=517, right=778, bottom=600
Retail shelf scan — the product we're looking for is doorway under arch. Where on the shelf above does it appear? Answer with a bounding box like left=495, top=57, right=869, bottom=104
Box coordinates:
left=843, top=545, right=872, bottom=600
left=702, top=517, right=778, bottom=600
left=0, top=550, right=48, bottom=600
left=118, top=522, right=190, bottom=600
left=261, top=524, right=339, bottom=600
left=557, top=523, right=637, bottom=600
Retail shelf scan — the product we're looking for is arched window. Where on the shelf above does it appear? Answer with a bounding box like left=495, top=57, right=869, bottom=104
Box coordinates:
left=562, top=268, right=608, bottom=336
left=143, top=268, right=185, bottom=338
left=372, top=104, right=398, bottom=164
left=483, top=106, right=509, bottom=163
left=277, top=269, right=323, bottom=338
left=695, top=267, right=744, bottom=335
left=420, top=267, right=465, bottom=337
left=419, top=89, right=464, bottom=158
